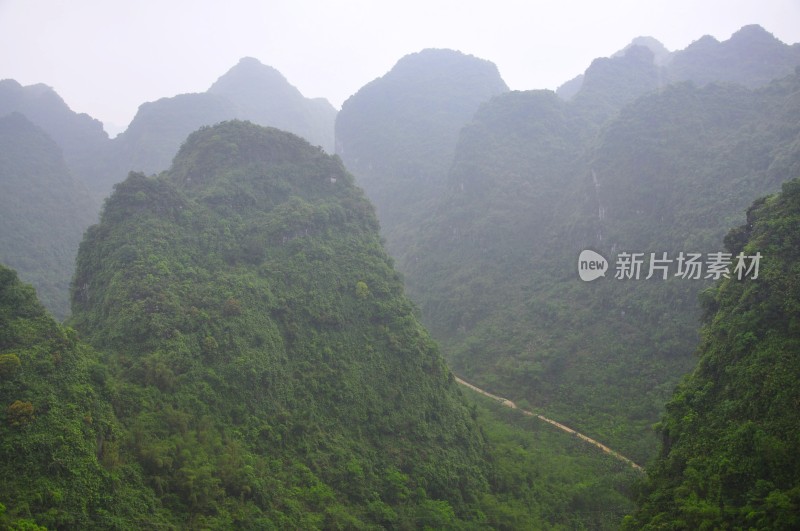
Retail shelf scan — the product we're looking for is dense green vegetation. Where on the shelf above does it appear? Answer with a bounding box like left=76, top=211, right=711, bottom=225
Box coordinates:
left=1, top=24, right=799, bottom=529
left=0, top=113, right=96, bottom=320
left=400, top=70, right=800, bottom=465
left=463, top=390, right=640, bottom=530
left=66, top=121, right=491, bottom=528
left=0, top=263, right=155, bottom=529
left=0, top=261, right=640, bottom=530
left=1, top=60, right=337, bottom=319
left=625, top=178, right=800, bottom=529
left=0, top=118, right=646, bottom=529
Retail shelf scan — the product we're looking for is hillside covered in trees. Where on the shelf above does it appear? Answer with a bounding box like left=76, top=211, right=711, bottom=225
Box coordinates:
left=0, top=59, right=337, bottom=319
left=625, top=178, right=800, bottom=529
left=65, top=121, right=490, bottom=528
left=0, top=119, right=650, bottom=529
left=1, top=21, right=799, bottom=529
left=1, top=121, right=491, bottom=528
left=347, top=27, right=800, bottom=466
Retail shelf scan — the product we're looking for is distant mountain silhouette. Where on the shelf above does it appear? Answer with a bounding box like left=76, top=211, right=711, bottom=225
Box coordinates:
left=0, top=112, right=95, bottom=319
left=335, top=48, right=508, bottom=256
left=208, top=57, right=336, bottom=151
left=614, top=36, right=672, bottom=65
left=570, top=44, right=662, bottom=123
left=667, top=24, right=800, bottom=87
left=558, top=36, right=670, bottom=100
left=557, top=25, right=800, bottom=100
left=98, top=58, right=336, bottom=200
left=0, top=79, right=109, bottom=202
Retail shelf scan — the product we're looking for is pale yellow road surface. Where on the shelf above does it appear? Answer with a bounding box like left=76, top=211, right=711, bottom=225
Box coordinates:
left=455, top=375, right=644, bottom=472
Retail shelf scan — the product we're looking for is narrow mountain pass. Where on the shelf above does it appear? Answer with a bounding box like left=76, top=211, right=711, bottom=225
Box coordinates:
left=455, top=376, right=645, bottom=472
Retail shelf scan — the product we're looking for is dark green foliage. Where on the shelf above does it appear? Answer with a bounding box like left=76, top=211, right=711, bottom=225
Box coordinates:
left=0, top=264, right=157, bottom=529
left=465, top=391, right=639, bottom=530
left=69, top=121, right=490, bottom=528
left=626, top=178, right=800, bottom=529
left=0, top=113, right=97, bottom=320
left=0, top=354, right=21, bottom=379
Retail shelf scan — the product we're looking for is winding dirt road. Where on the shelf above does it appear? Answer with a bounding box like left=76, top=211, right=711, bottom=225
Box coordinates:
left=455, top=376, right=644, bottom=472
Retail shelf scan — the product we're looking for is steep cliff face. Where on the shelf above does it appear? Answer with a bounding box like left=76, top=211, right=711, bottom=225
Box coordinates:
left=626, top=178, right=800, bottom=530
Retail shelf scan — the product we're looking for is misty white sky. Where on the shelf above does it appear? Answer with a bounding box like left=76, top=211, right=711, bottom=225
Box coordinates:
left=1, top=0, right=799, bottom=135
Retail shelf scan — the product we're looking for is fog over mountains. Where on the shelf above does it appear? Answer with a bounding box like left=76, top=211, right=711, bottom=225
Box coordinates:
left=1, top=23, right=799, bottom=529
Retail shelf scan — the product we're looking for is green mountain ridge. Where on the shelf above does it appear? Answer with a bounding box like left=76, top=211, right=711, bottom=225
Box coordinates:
left=0, top=263, right=150, bottom=529
left=399, top=70, right=800, bottom=465
left=1, top=60, right=337, bottom=319
left=1, top=23, right=799, bottom=529
left=625, top=178, right=800, bottom=529
left=64, top=120, right=489, bottom=528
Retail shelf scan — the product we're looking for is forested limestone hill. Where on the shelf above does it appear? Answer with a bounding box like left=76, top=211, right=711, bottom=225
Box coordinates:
left=625, top=178, right=800, bottom=530
left=401, top=70, right=800, bottom=464
left=0, top=264, right=147, bottom=529
left=1, top=60, right=337, bottom=319
left=67, top=120, right=489, bottom=528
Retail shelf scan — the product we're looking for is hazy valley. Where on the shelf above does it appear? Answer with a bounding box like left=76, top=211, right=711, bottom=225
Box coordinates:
left=1, top=23, right=799, bottom=529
